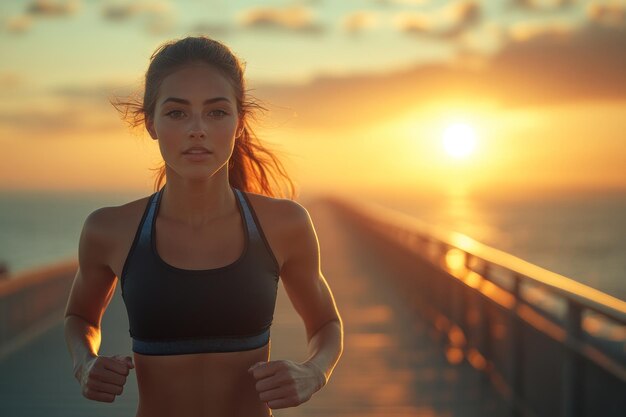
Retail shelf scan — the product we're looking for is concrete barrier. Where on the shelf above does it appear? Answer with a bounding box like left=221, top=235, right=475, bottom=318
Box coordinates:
left=0, top=258, right=77, bottom=360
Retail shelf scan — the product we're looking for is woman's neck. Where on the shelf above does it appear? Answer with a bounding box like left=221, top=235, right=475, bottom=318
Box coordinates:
left=159, top=177, right=237, bottom=228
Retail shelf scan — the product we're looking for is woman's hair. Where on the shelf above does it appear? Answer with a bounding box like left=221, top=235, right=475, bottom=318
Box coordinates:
left=111, top=36, right=296, bottom=199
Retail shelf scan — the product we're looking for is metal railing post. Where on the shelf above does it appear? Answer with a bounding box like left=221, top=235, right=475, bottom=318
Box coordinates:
left=509, top=273, right=523, bottom=417
left=562, top=300, right=583, bottom=417
left=477, top=262, right=490, bottom=384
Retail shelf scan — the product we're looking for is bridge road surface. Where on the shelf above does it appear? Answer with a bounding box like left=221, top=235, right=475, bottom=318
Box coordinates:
left=0, top=198, right=510, bottom=417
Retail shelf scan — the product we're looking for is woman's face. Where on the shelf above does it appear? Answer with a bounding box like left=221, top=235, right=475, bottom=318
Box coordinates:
left=146, top=63, right=241, bottom=182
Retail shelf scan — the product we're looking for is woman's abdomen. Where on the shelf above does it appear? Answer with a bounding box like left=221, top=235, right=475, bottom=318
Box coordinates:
left=134, top=344, right=272, bottom=417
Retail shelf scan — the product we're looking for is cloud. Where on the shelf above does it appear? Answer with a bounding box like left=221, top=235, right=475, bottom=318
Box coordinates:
left=507, top=18, right=578, bottom=41
left=439, top=0, right=482, bottom=38
left=145, top=15, right=176, bottom=35
left=0, top=82, right=134, bottom=136
left=394, top=0, right=482, bottom=40
left=101, top=0, right=171, bottom=21
left=0, top=109, right=77, bottom=132
left=586, top=2, right=626, bottom=27
left=237, top=5, right=324, bottom=34
left=393, top=13, right=435, bottom=34
left=373, top=0, right=431, bottom=5
left=253, top=22, right=626, bottom=129
left=0, top=72, right=25, bottom=90
left=26, top=0, right=80, bottom=17
left=50, top=82, right=135, bottom=100
left=101, top=1, right=176, bottom=35
left=508, top=0, right=577, bottom=12
left=4, top=15, right=34, bottom=34
left=189, top=22, right=232, bottom=37
left=456, top=21, right=508, bottom=56
left=342, top=11, right=379, bottom=34
left=486, top=21, right=626, bottom=105
left=9, top=0, right=79, bottom=33
left=0, top=106, right=123, bottom=136
left=102, top=4, right=139, bottom=20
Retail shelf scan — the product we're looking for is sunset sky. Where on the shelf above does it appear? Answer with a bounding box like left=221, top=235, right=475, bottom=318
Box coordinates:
left=1, top=0, right=625, bottom=198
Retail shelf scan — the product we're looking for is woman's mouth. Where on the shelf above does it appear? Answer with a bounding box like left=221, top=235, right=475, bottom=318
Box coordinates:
left=182, top=150, right=212, bottom=161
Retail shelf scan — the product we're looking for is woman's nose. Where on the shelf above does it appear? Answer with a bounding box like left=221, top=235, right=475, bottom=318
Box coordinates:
left=188, top=115, right=207, bottom=138
left=188, top=127, right=206, bottom=138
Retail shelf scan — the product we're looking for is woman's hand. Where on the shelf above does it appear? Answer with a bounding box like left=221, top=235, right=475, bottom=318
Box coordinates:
left=74, top=354, right=135, bottom=403
left=248, top=359, right=327, bottom=409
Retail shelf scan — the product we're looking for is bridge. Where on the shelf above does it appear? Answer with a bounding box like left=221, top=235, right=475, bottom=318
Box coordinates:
left=1, top=195, right=624, bottom=417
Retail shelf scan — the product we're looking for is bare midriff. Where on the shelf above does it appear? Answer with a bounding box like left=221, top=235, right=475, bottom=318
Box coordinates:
left=133, top=342, right=272, bottom=417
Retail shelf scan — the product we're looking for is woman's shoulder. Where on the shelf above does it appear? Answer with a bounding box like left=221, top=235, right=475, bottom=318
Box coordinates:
left=240, top=190, right=314, bottom=268
left=77, top=194, right=153, bottom=277
left=241, top=190, right=312, bottom=235
left=83, top=195, right=152, bottom=242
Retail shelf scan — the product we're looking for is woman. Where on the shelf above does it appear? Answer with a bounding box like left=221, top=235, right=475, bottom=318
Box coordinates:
left=64, top=36, right=343, bottom=417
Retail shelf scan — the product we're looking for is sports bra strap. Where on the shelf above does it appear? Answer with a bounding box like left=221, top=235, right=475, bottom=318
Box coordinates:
left=234, top=188, right=262, bottom=242
left=136, top=190, right=158, bottom=248
left=137, top=186, right=261, bottom=247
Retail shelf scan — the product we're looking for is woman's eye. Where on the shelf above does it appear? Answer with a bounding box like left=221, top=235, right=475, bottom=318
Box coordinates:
left=166, top=110, right=185, bottom=119
left=165, top=110, right=227, bottom=119
left=209, top=110, right=227, bottom=117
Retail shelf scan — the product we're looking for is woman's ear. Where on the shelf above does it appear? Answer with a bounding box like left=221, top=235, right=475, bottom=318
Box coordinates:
left=235, top=120, right=244, bottom=138
left=145, top=116, right=157, bottom=140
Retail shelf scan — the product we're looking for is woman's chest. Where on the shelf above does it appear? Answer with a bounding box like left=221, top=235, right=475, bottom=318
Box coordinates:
left=107, top=196, right=288, bottom=281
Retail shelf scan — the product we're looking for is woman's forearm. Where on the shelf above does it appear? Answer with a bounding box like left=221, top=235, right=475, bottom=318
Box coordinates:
left=303, top=318, right=344, bottom=387
left=64, top=315, right=101, bottom=378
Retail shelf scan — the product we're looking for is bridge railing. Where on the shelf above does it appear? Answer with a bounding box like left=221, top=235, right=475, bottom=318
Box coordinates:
left=325, top=196, right=626, bottom=417
left=0, top=259, right=77, bottom=360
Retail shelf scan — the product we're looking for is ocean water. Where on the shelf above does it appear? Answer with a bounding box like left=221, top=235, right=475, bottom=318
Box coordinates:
left=1, top=188, right=625, bottom=302
left=0, top=189, right=145, bottom=276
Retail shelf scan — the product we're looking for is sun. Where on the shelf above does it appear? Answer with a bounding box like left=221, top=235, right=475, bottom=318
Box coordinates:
left=442, top=123, right=476, bottom=159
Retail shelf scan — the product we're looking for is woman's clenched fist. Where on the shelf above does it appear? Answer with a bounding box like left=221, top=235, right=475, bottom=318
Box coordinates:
left=248, top=359, right=326, bottom=409
left=74, top=354, right=135, bottom=403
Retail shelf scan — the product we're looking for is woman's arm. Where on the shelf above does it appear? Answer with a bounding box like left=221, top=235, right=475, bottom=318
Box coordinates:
left=279, top=202, right=343, bottom=385
left=64, top=209, right=134, bottom=402
left=249, top=201, right=343, bottom=408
